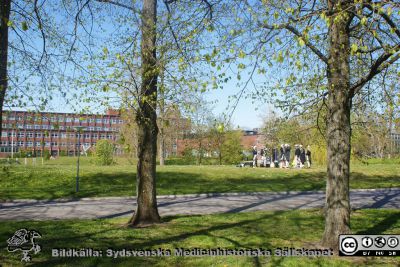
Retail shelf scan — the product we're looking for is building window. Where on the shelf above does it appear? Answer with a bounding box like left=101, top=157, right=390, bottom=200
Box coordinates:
left=88, top=127, right=94, bottom=131
left=51, top=142, right=58, bottom=146
left=17, top=116, right=24, bottom=121
left=8, top=132, right=16, bottom=137
left=17, top=132, right=25, bottom=138
left=8, top=116, right=15, bottom=121
left=0, top=141, right=7, bottom=146
left=18, top=141, right=24, bottom=146
left=92, top=134, right=98, bottom=139
left=27, top=132, right=34, bottom=138
left=118, top=120, right=123, bottom=123
left=34, top=124, right=41, bottom=129
left=74, top=118, right=80, bottom=123
left=101, top=134, right=106, bottom=139
left=61, top=133, right=67, bottom=138
left=96, top=127, right=102, bottom=131
left=1, top=131, right=7, bottom=137
left=103, top=119, right=109, bottom=124
left=59, top=126, right=65, bottom=130
left=45, top=142, right=50, bottom=147
left=27, top=141, right=33, bottom=147
left=35, top=142, right=41, bottom=147
left=66, top=117, right=72, bottom=122
left=58, top=116, right=64, bottom=122
left=17, top=124, right=24, bottom=129
left=84, top=134, right=90, bottom=139
left=96, top=118, right=102, bottom=124
left=51, top=133, right=59, bottom=138
left=111, top=119, right=117, bottom=124
left=107, top=134, right=113, bottom=139
left=26, top=124, right=33, bottom=129
left=35, top=132, right=42, bottom=138
left=51, top=117, right=57, bottom=122
left=42, top=125, right=49, bottom=130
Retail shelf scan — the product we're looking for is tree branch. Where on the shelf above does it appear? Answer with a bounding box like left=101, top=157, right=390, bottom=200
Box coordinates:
left=364, top=3, right=400, bottom=39
left=261, top=22, right=329, bottom=64
left=351, top=46, right=400, bottom=96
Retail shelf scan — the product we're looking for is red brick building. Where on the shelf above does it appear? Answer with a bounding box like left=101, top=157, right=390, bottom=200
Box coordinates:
left=0, top=109, right=123, bottom=157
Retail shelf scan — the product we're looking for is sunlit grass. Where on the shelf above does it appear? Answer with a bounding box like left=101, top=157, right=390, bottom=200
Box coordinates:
left=0, top=157, right=399, bottom=200
left=0, top=209, right=399, bottom=266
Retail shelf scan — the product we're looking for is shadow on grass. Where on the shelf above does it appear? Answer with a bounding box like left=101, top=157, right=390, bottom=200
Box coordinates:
left=351, top=172, right=400, bottom=188
left=356, top=211, right=400, bottom=235
left=1, top=167, right=399, bottom=201
left=8, top=211, right=293, bottom=266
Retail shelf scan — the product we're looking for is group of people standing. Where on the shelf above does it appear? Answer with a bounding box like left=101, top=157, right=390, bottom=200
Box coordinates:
left=278, top=144, right=311, bottom=168
left=252, top=144, right=312, bottom=169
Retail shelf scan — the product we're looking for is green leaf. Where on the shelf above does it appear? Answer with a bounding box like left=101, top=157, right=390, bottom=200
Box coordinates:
left=360, top=17, right=367, bottom=26
left=21, top=21, right=28, bottom=31
left=298, top=37, right=305, bottom=47
left=351, top=43, right=358, bottom=54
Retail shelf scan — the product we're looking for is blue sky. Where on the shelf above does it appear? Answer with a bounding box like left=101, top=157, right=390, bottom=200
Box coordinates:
left=6, top=0, right=274, bottom=129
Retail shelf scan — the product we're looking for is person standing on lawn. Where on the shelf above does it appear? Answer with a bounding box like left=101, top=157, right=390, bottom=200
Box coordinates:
left=284, top=144, right=291, bottom=168
left=279, top=144, right=285, bottom=168
left=252, top=146, right=258, bottom=168
left=299, top=145, right=306, bottom=168
left=306, top=145, right=312, bottom=168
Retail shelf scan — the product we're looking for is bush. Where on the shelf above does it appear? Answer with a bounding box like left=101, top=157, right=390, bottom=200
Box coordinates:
left=95, top=139, right=115, bottom=165
left=43, top=150, right=51, bottom=160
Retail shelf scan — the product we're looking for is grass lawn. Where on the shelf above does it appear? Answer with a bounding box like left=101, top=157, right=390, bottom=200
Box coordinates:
left=0, top=157, right=399, bottom=200
left=0, top=209, right=399, bottom=266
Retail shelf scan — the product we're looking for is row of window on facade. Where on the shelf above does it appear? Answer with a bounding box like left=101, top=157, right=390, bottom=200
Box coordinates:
left=1, top=131, right=118, bottom=139
left=1, top=123, right=119, bottom=132
left=2, top=115, right=123, bottom=124
left=0, top=141, right=97, bottom=147
left=391, top=133, right=400, bottom=140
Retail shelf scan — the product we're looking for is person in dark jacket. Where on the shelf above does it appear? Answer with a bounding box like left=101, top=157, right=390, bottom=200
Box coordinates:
left=279, top=144, right=285, bottom=168
left=306, top=145, right=312, bottom=168
left=299, top=145, right=306, bottom=168
left=294, top=144, right=301, bottom=168
left=272, top=148, right=279, bottom=168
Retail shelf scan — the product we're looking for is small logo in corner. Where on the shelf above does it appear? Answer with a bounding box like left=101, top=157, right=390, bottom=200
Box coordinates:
left=7, top=229, right=42, bottom=262
left=340, top=236, right=358, bottom=255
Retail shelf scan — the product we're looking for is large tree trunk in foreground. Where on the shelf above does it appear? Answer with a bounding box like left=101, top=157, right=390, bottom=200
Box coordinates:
left=0, top=0, right=11, bottom=135
left=322, top=0, right=352, bottom=248
left=128, top=0, right=160, bottom=226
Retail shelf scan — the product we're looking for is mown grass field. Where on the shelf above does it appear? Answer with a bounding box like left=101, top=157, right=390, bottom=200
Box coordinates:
left=0, top=157, right=399, bottom=200
left=0, top=209, right=399, bottom=266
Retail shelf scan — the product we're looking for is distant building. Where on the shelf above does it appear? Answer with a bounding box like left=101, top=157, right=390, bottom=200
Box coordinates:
left=0, top=109, right=123, bottom=157
left=390, top=132, right=400, bottom=153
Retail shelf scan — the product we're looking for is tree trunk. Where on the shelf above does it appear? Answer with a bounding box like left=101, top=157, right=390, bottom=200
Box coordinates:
left=0, top=0, right=11, bottom=135
left=159, top=63, right=165, bottom=166
left=128, top=0, right=160, bottom=226
left=322, top=0, right=352, bottom=248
